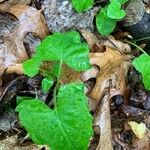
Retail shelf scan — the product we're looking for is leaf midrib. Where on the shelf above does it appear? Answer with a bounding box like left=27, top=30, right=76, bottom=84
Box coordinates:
left=55, top=109, right=72, bottom=148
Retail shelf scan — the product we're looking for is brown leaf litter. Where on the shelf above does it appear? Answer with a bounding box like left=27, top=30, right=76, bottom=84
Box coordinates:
left=0, top=4, right=48, bottom=84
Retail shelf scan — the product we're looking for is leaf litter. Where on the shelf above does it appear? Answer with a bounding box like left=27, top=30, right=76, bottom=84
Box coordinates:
left=0, top=1, right=150, bottom=150
left=0, top=4, right=48, bottom=84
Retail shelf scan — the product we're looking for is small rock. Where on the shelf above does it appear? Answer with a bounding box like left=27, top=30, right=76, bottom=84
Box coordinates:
left=42, top=0, right=98, bottom=32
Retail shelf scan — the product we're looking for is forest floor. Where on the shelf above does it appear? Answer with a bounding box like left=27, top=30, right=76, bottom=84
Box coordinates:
left=0, top=0, right=150, bottom=150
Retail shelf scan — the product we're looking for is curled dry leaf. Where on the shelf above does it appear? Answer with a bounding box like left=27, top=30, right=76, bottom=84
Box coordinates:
left=0, top=5, right=49, bottom=81
left=81, top=29, right=131, bottom=54
left=94, top=94, right=113, bottom=150
left=82, top=47, right=131, bottom=105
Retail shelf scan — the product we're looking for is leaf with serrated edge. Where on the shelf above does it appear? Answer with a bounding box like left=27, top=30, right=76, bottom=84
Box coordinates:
left=16, top=83, right=93, bottom=150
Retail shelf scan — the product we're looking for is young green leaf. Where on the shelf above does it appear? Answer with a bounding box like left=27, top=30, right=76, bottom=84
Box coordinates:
left=42, top=77, right=53, bottom=92
left=96, top=8, right=117, bottom=36
left=132, top=54, right=150, bottom=90
left=23, top=57, right=41, bottom=77
left=35, top=31, right=91, bottom=71
left=16, top=83, right=93, bottom=150
left=107, top=0, right=126, bottom=19
left=71, top=0, right=94, bottom=12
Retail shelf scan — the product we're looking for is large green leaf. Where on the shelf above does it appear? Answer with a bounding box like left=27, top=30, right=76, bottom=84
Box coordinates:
left=107, top=0, right=126, bottom=19
left=132, top=54, right=150, bottom=90
left=35, top=31, right=91, bottom=72
left=16, top=83, right=93, bottom=150
left=96, top=8, right=117, bottom=36
left=71, top=0, right=94, bottom=12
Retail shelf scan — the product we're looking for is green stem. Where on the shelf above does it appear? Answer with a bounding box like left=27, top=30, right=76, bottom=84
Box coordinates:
left=124, top=40, right=148, bottom=55
left=133, top=37, right=150, bottom=42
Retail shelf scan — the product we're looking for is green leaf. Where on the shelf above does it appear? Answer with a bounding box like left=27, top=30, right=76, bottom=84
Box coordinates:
left=143, top=74, right=150, bottom=90
left=71, top=0, right=94, bottom=12
left=96, top=8, right=117, bottom=36
left=110, top=0, right=128, bottom=5
left=16, top=83, right=93, bottom=150
left=36, top=31, right=91, bottom=71
left=23, top=57, right=41, bottom=77
left=107, top=0, right=126, bottom=19
left=42, top=77, right=53, bottom=92
left=132, top=54, right=150, bottom=90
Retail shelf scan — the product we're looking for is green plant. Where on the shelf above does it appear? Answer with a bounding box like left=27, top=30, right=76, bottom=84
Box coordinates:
left=16, top=31, right=93, bottom=150
left=71, top=0, right=128, bottom=36
left=125, top=40, right=150, bottom=90
left=71, top=0, right=94, bottom=12
left=96, top=0, right=128, bottom=36
left=132, top=54, right=150, bottom=90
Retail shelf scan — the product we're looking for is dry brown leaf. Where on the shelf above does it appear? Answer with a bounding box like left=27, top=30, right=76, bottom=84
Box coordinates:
left=5, top=63, right=23, bottom=74
left=0, top=135, right=49, bottom=150
left=0, top=5, right=48, bottom=81
left=81, top=47, right=131, bottom=105
left=0, top=0, right=31, bottom=12
left=94, top=94, right=113, bottom=150
left=81, top=29, right=131, bottom=54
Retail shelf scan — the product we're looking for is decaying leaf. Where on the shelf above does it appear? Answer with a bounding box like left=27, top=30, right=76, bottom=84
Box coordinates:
left=0, top=5, right=48, bottom=82
left=81, top=30, right=131, bottom=54
left=128, top=121, right=147, bottom=139
left=82, top=47, right=131, bottom=104
left=0, top=0, right=31, bottom=12
left=94, top=94, right=113, bottom=150
left=0, top=135, right=49, bottom=150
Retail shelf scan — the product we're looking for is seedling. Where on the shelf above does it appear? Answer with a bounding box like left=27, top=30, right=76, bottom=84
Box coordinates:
left=96, top=0, right=128, bottom=36
left=71, top=0, right=128, bottom=36
left=16, top=31, right=93, bottom=150
left=125, top=40, right=150, bottom=90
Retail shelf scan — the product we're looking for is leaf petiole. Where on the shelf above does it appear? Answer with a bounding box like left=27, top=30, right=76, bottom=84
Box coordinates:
left=124, top=40, right=149, bottom=55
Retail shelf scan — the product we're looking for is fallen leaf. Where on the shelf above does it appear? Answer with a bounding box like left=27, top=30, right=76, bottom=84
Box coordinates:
left=81, top=29, right=131, bottom=54
left=0, top=0, right=31, bottom=12
left=5, top=63, right=23, bottom=74
left=128, top=121, right=147, bottom=139
left=0, top=5, right=49, bottom=81
left=94, top=94, right=113, bottom=150
left=81, top=47, right=131, bottom=104
left=0, top=135, right=47, bottom=150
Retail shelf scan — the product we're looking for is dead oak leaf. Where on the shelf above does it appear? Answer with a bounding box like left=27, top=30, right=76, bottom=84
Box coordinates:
left=9, top=5, right=48, bottom=39
left=81, top=29, right=131, bottom=54
left=0, top=5, right=49, bottom=81
left=81, top=47, right=131, bottom=103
